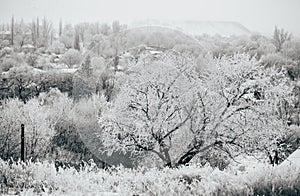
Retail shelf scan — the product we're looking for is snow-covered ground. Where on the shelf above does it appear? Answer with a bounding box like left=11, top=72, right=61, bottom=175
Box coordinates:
left=281, top=147, right=300, bottom=167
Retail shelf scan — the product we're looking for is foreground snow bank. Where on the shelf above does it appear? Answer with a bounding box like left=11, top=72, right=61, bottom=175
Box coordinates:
left=0, top=159, right=299, bottom=195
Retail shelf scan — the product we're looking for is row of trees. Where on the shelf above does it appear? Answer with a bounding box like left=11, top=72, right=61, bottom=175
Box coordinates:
left=1, top=16, right=124, bottom=50
left=5, top=16, right=54, bottom=48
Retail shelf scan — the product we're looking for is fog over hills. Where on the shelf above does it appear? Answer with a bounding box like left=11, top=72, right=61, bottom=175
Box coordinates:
left=130, top=19, right=252, bottom=37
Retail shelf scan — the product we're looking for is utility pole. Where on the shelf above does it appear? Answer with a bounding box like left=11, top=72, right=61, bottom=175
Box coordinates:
left=21, top=124, right=25, bottom=162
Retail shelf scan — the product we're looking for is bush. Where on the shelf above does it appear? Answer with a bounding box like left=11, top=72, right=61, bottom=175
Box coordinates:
left=59, top=49, right=82, bottom=68
left=50, top=41, right=65, bottom=54
left=0, top=89, right=74, bottom=161
left=0, top=159, right=299, bottom=195
left=0, top=98, right=55, bottom=161
left=0, top=89, right=109, bottom=165
left=286, top=63, right=300, bottom=81
left=91, top=56, right=106, bottom=71
left=25, top=53, right=39, bottom=67
left=51, top=119, right=90, bottom=160
left=0, top=40, right=10, bottom=49
left=0, top=57, right=18, bottom=72
left=1, top=47, right=13, bottom=56
left=261, top=53, right=293, bottom=68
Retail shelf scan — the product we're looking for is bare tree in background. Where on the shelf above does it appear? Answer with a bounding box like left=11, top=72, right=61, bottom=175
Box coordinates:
left=112, top=20, right=120, bottom=34
left=41, top=17, right=53, bottom=47
left=31, top=19, right=36, bottom=46
left=273, top=26, right=292, bottom=52
left=78, top=24, right=86, bottom=47
left=74, top=26, right=80, bottom=50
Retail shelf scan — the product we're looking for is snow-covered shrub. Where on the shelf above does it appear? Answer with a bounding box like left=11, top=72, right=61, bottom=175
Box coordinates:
left=25, top=53, right=39, bottom=67
left=59, top=49, right=82, bottom=68
left=0, top=96, right=59, bottom=161
left=50, top=41, right=65, bottom=54
left=0, top=89, right=74, bottom=161
left=0, top=87, right=107, bottom=163
left=1, top=46, right=13, bottom=55
left=286, top=63, right=300, bottom=81
left=0, top=57, right=18, bottom=72
left=0, top=40, right=10, bottom=49
left=261, top=53, right=294, bottom=68
left=282, top=40, right=300, bottom=61
left=0, top=159, right=299, bottom=195
left=0, top=99, right=25, bottom=160
left=91, top=56, right=106, bottom=71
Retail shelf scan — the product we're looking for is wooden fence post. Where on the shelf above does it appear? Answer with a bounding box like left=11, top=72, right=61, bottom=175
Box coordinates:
left=21, top=124, right=25, bottom=162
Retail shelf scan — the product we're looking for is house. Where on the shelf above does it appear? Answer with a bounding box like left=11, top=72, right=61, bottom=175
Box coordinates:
left=22, top=44, right=35, bottom=53
left=0, top=31, right=11, bottom=41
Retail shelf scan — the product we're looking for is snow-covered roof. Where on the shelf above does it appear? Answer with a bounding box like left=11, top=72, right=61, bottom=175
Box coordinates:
left=32, top=68, right=46, bottom=74
left=1, top=71, right=9, bottom=78
left=22, top=44, right=35, bottom=49
left=59, top=68, right=78, bottom=74
left=2, top=47, right=12, bottom=51
left=0, top=31, right=10, bottom=35
left=149, top=50, right=163, bottom=55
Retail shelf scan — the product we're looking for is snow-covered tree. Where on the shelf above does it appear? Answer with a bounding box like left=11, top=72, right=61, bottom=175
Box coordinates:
left=273, top=26, right=292, bottom=52
left=60, top=24, right=74, bottom=49
left=72, top=55, right=96, bottom=99
left=59, top=49, right=82, bottom=68
left=6, top=65, right=37, bottom=102
left=98, top=53, right=293, bottom=167
left=112, top=20, right=120, bottom=34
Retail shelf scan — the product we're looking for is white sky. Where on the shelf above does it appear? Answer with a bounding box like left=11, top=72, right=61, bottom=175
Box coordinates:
left=0, top=0, right=300, bottom=36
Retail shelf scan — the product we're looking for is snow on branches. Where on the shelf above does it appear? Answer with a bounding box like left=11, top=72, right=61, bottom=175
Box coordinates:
left=98, top=53, right=293, bottom=167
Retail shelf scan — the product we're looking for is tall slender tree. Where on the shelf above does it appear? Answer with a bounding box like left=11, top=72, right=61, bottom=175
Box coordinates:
left=59, top=19, right=62, bottom=37
left=31, top=19, right=36, bottom=46
left=36, top=17, right=40, bottom=44
left=10, top=15, right=14, bottom=46
left=112, top=20, right=120, bottom=34
left=74, top=27, right=80, bottom=50
left=50, top=30, right=54, bottom=46
left=41, top=17, right=52, bottom=47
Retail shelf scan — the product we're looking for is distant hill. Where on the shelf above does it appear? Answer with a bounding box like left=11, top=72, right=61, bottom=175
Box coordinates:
left=130, top=19, right=252, bottom=37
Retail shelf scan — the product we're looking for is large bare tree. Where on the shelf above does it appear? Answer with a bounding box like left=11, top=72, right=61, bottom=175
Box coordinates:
left=98, top=53, right=292, bottom=167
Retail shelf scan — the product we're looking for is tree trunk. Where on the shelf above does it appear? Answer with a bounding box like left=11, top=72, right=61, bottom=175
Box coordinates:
left=175, top=141, right=220, bottom=167
left=162, top=148, right=172, bottom=167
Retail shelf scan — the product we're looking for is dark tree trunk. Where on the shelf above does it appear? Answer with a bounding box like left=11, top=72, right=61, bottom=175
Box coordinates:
left=175, top=141, right=220, bottom=167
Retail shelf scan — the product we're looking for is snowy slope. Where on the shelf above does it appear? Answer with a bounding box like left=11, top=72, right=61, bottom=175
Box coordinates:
left=280, top=147, right=300, bottom=167
left=130, top=19, right=251, bottom=37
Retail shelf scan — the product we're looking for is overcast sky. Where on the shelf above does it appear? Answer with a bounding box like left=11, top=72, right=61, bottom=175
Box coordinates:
left=0, top=0, right=299, bottom=36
